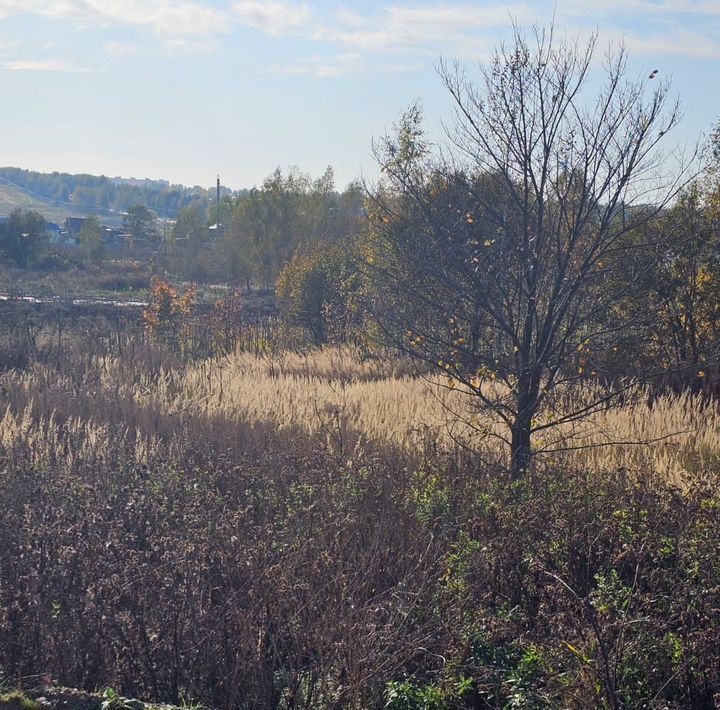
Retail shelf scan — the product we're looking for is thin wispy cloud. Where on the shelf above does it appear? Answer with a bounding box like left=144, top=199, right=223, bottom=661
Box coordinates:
left=1, top=1, right=714, bottom=64
left=559, top=0, right=720, bottom=17
left=234, top=2, right=534, bottom=52
left=2, top=57, right=93, bottom=72
left=0, top=0, right=230, bottom=37
left=233, top=1, right=313, bottom=37
left=538, top=22, right=720, bottom=63
left=0, top=1, right=27, bottom=21
left=622, top=29, right=720, bottom=59
left=240, top=2, right=533, bottom=73
left=318, top=2, right=718, bottom=57
left=555, top=0, right=720, bottom=61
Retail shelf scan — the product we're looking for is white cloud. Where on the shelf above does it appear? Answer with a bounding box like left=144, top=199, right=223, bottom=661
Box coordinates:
left=545, top=20, right=720, bottom=63
left=621, top=29, right=720, bottom=59
left=2, top=57, right=93, bottom=72
left=332, top=7, right=369, bottom=28
left=248, top=3, right=533, bottom=76
left=105, top=40, right=138, bottom=56
left=318, top=3, right=534, bottom=53
left=0, top=1, right=25, bottom=21
left=0, top=0, right=230, bottom=37
left=233, top=1, right=313, bottom=36
left=232, top=2, right=531, bottom=53
left=560, top=0, right=720, bottom=16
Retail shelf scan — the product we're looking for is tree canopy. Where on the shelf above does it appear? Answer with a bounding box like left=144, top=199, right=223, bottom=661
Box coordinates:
left=123, top=205, right=159, bottom=244
left=0, top=208, right=48, bottom=268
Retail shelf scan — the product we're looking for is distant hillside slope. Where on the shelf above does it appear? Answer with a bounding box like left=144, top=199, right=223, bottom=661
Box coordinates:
left=0, top=178, right=81, bottom=224
left=0, top=167, right=221, bottom=223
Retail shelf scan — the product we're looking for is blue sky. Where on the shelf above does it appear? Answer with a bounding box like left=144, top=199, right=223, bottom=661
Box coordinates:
left=0, top=0, right=717, bottom=191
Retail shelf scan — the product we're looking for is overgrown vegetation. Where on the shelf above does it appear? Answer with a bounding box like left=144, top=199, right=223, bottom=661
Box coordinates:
left=0, top=325, right=719, bottom=708
left=1, top=26, right=719, bottom=710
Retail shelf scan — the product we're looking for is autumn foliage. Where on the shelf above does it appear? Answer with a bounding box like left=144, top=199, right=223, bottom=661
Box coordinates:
left=141, top=277, right=196, bottom=353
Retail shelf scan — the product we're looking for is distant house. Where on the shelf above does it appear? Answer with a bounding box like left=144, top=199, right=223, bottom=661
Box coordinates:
left=65, top=217, right=86, bottom=240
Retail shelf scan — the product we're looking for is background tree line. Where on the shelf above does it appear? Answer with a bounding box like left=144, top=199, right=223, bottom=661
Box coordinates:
left=169, top=166, right=364, bottom=284
left=0, top=167, right=221, bottom=217
left=0, top=166, right=364, bottom=277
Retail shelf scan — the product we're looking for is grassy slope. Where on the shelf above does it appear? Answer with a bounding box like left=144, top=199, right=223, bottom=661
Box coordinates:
left=0, top=181, right=123, bottom=226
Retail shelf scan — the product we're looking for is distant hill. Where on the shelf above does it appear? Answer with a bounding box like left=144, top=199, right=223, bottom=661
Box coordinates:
left=0, top=177, right=82, bottom=224
left=0, top=167, right=227, bottom=224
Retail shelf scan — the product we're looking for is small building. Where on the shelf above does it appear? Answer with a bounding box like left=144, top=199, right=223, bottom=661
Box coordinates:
left=65, top=217, right=87, bottom=240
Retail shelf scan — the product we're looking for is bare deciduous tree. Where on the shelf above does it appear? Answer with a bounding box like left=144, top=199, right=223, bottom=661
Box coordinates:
left=365, top=27, right=694, bottom=477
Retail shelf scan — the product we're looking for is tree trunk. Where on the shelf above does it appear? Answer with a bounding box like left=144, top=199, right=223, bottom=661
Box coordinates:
left=510, top=414, right=532, bottom=479
left=510, top=383, right=535, bottom=479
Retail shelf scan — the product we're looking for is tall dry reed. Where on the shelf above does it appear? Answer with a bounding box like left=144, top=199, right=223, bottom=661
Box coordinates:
left=1, top=345, right=718, bottom=479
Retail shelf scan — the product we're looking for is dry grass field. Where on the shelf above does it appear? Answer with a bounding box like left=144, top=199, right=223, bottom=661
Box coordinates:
left=3, top=345, right=717, bottom=480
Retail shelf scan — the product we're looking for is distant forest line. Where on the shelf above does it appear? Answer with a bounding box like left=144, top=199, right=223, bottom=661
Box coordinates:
left=0, top=166, right=244, bottom=219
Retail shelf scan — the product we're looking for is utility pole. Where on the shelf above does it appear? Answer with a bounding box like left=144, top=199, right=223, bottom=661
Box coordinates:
left=216, top=175, right=221, bottom=228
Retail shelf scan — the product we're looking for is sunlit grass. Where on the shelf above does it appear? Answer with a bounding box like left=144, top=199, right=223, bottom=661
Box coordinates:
left=2, top=345, right=718, bottom=482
